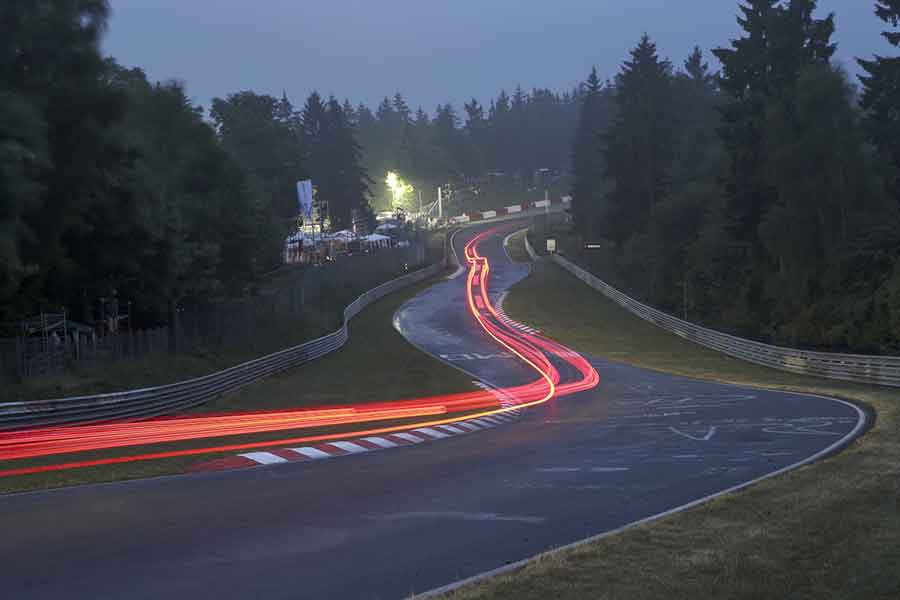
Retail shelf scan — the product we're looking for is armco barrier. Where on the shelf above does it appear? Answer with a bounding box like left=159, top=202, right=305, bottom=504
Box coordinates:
left=524, top=229, right=541, bottom=261
left=549, top=252, right=900, bottom=388
left=0, top=261, right=445, bottom=430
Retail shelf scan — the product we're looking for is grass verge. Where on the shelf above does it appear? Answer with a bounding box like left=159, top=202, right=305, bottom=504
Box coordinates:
left=1, top=274, right=476, bottom=495
left=448, top=241, right=900, bottom=599
left=1, top=253, right=441, bottom=404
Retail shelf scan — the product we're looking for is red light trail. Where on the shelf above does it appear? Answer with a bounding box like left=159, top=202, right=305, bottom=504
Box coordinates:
left=0, top=223, right=599, bottom=477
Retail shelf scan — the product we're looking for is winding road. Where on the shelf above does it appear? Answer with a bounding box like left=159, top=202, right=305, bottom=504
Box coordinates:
left=0, top=220, right=866, bottom=599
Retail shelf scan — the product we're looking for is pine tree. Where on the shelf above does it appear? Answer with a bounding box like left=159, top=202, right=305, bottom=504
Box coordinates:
left=858, top=1, right=900, bottom=198
left=571, top=67, right=606, bottom=240
left=4, top=0, right=146, bottom=318
left=488, top=91, right=512, bottom=173
left=463, top=98, right=488, bottom=177
left=299, top=92, right=330, bottom=224
left=433, top=104, right=463, bottom=176
left=672, top=47, right=720, bottom=186
left=392, top=92, right=411, bottom=125
left=714, top=0, right=835, bottom=246
left=510, top=86, right=529, bottom=176
left=324, top=97, right=370, bottom=230
left=341, top=98, right=357, bottom=126
left=603, top=34, right=675, bottom=245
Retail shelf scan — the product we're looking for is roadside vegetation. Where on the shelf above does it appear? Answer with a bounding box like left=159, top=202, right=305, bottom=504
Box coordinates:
left=447, top=238, right=899, bottom=599
left=568, top=1, right=900, bottom=355
left=0, top=254, right=430, bottom=404
left=0, top=274, right=476, bottom=495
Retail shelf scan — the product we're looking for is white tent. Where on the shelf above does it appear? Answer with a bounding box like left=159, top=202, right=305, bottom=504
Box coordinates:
left=361, top=233, right=392, bottom=249
left=362, top=233, right=391, bottom=242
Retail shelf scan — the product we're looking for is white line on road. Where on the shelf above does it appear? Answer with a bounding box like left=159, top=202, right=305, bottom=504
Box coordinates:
left=361, top=437, right=398, bottom=449
left=328, top=441, right=369, bottom=454
left=371, top=511, right=546, bottom=524
left=537, top=467, right=582, bottom=473
left=414, top=427, right=450, bottom=439
left=416, top=392, right=868, bottom=599
left=290, top=447, right=332, bottom=460
left=392, top=432, right=426, bottom=444
left=438, top=425, right=467, bottom=435
left=670, top=425, right=717, bottom=441
left=240, top=452, right=288, bottom=465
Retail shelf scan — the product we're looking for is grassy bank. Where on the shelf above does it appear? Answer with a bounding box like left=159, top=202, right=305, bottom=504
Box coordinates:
left=1, top=242, right=445, bottom=404
left=1, top=274, right=475, bottom=495
left=445, top=240, right=899, bottom=599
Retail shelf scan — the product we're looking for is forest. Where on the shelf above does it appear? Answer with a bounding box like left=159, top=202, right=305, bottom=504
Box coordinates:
left=570, top=0, right=900, bottom=354
left=3, top=0, right=900, bottom=355
left=0, top=1, right=576, bottom=331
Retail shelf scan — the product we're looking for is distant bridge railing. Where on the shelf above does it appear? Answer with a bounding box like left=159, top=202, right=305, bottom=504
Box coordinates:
left=546, top=251, right=900, bottom=388
left=0, top=261, right=445, bottom=431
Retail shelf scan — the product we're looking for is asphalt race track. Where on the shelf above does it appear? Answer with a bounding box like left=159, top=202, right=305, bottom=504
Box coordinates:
left=0, top=221, right=866, bottom=599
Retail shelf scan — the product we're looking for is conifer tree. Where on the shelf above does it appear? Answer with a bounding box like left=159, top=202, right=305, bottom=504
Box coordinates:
left=858, top=1, right=900, bottom=198
left=603, top=34, right=675, bottom=244
left=571, top=68, right=606, bottom=240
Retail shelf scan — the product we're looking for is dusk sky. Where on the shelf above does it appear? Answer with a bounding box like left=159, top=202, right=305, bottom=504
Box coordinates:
left=104, top=1, right=887, bottom=113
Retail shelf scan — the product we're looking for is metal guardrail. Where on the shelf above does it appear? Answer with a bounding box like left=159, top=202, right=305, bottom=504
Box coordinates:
left=0, top=261, right=445, bottom=430
left=548, top=251, right=900, bottom=388
left=523, top=229, right=541, bottom=261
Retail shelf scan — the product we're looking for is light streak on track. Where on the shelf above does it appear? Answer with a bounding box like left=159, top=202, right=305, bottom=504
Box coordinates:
left=0, top=223, right=599, bottom=477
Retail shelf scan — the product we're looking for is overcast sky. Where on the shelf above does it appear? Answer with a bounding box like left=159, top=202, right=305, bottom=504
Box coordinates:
left=104, top=1, right=887, bottom=113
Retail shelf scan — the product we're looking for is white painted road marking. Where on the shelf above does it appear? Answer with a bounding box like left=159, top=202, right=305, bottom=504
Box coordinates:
left=290, top=447, right=332, bottom=460
left=239, top=452, right=288, bottom=465
left=438, top=425, right=467, bottom=435
left=763, top=422, right=841, bottom=435
left=669, top=425, right=717, bottom=441
left=393, top=432, right=426, bottom=444
left=441, top=352, right=515, bottom=362
left=329, top=441, right=369, bottom=454
left=414, top=427, right=450, bottom=439
left=195, top=400, right=524, bottom=472
left=361, top=437, right=398, bottom=449
left=538, top=467, right=631, bottom=473
left=372, top=511, right=546, bottom=524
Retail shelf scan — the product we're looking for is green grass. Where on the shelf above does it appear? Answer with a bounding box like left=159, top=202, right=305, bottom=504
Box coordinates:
left=445, top=240, right=900, bottom=599
left=0, top=274, right=476, bottom=495
left=504, top=230, right=530, bottom=263
left=196, top=276, right=475, bottom=413
left=0, top=254, right=439, bottom=404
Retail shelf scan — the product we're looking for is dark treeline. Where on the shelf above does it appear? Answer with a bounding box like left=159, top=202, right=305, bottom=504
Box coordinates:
left=572, top=0, right=900, bottom=353
left=0, top=1, right=583, bottom=328
left=0, top=1, right=371, bottom=329
left=353, top=88, right=580, bottom=208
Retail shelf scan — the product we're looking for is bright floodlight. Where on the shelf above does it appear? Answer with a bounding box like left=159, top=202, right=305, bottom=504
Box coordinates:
left=386, top=171, right=414, bottom=208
